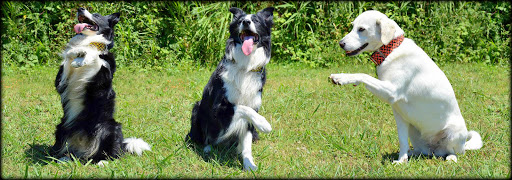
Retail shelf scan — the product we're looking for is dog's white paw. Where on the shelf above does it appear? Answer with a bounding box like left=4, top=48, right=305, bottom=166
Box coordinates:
left=392, top=155, right=408, bottom=165
left=97, top=160, right=109, bottom=167
left=392, top=160, right=407, bottom=165
left=253, top=114, right=272, bottom=133
left=57, top=156, right=71, bottom=163
left=329, top=73, right=360, bottom=86
left=203, top=145, right=212, bottom=154
left=243, top=157, right=258, bottom=171
left=446, top=155, right=457, bottom=162
left=71, top=57, right=86, bottom=68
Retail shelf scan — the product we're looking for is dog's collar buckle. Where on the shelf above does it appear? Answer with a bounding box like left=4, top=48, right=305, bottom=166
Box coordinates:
left=90, top=42, right=107, bottom=52
left=250, top=66, right=264, bottom=73
left=371, top=50, right=386, bottom=65
left=370, top=35, right=404, bottom=66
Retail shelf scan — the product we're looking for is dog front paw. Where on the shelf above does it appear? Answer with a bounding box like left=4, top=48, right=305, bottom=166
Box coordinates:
left=392, top=159, right=408, bottom=165
left=392, top=155, right=408, bottom=165
left=253, top=114, right=272, bottom=133
left=71, top=57, right=86, bottom=68
left=329, top=73, right=360, bottom=86
left=97, top=160, right=109, bottom=167
left=57, top=156, right=71, bottom=163
left=243, top=157, right=258, bottom=171
left=203, top=145, right=212, bottom=154
left=446, top=155, right=457, bottom=162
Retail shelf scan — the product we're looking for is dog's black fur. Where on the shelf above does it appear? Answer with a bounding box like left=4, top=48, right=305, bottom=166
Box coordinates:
left=187, top=7, right=274, bottom=170
left=187, top=7, right=274, bottom=147
left=187, top=65, right=265, bottom=146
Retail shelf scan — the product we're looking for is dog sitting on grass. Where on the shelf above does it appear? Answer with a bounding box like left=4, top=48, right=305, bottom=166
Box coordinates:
left=329, top=10, right=482, bottom=164
left=187, top=7, right=274, bottom=171
left=51, top=7, right=150, bottom=165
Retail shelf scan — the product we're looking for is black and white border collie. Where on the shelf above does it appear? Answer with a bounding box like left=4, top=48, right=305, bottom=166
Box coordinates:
left=187, top=7, right=274, bottom=171
left=51, top=8, right=150, bottom=165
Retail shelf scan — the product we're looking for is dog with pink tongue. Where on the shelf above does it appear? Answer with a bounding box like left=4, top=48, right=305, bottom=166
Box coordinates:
left=187, top=7, right=274, bottom=171
left=51, top=7, right=150, bottom=167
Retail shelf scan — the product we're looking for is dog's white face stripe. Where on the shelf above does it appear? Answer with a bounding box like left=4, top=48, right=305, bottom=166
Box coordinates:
left=239, top=14, right=258, bottom=34
left=77, top=9, right=97, bottom=36
left=79, top=9, right=93, bottom=20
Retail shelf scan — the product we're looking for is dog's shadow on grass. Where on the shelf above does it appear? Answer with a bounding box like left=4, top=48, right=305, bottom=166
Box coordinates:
left=381, top=151, right=437, bottom=164
left=24, top=143, right=54, bottom=165
left=185, top=138, right=242, bottom=169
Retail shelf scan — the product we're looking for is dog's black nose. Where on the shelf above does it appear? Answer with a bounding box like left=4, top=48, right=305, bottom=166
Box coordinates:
left=242, top=19, right=251, bottom=26
left=339, top=41, right=345, bottom=49
left=78, top=7, right=85, bottom=12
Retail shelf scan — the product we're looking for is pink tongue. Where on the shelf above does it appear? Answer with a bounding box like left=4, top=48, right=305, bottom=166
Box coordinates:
left=242, top=37, right=254, bottom=56
left=74, top=23, right=88, bottom=34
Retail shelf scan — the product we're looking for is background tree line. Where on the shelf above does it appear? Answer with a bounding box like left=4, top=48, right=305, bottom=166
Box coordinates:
left=1, top=1, right=510, bottom=69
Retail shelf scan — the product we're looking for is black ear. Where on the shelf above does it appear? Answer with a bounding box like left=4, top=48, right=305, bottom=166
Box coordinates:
left=229, top=7, right=245, bottom=19
left=257, top=7, right=274, bottom=24
left=108, top=12, right=120, bottom=27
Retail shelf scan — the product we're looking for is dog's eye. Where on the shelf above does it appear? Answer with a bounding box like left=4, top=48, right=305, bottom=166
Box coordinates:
left=358, top=27, right=365, bottom=32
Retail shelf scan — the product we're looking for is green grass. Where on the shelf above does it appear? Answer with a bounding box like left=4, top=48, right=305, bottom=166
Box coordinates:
left=1, top=62, right=510, bottom=178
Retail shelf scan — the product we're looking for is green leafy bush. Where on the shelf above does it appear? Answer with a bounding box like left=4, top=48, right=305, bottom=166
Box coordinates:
left=2, top=1, right=509, bottom=68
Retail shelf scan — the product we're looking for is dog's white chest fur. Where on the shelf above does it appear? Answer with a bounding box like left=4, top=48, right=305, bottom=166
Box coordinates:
left=57, top=35, right=110, bottom=128
left=221, top=46, right=268, bottom=110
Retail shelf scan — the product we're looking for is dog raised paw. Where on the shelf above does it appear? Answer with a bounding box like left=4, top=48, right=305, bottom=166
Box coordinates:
left=253, top=114, right=272, bottom=133
left=329, top=73, right=360, bottom=86
left=71, top=57, right=87, bottom=68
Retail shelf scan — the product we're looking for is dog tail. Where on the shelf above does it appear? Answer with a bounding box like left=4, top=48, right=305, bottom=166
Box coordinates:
left=123, top=137, right=151, bottom=156
left=464, top=130, right=483, bottom=150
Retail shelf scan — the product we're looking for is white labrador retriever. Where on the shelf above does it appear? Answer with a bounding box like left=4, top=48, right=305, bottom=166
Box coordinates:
left=329, top=10, right=482, bottom=164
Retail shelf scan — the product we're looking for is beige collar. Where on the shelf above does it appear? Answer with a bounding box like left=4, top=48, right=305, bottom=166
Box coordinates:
left=229, top=58, right=265, bottom=73
left=250, top=66, right=264, bottom=73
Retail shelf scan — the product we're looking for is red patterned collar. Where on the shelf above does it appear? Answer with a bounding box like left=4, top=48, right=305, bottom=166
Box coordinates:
left=370, top=35, right=405, bottom=66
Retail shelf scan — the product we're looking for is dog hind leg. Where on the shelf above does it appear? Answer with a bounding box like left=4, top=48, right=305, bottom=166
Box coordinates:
left=51, top=122, right=67, bottom=157
left=187, top=101, right=206, bottom=144
left=88, top=121, right=124, bottom=162
left=443, top=130, right=467, bottom=163
left=408, top=124, right=430, bottom=156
